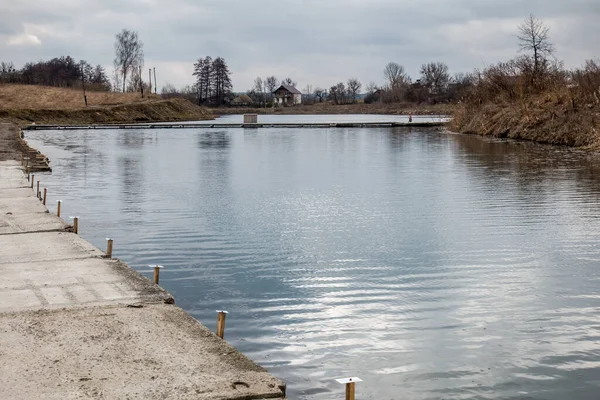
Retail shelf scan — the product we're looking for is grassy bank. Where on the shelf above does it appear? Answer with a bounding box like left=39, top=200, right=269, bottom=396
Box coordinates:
left=210, top=102, right=453, bottom=116
left=0, top=84, right=213, bottom=126
left=451, top=60, right=600, bottom=148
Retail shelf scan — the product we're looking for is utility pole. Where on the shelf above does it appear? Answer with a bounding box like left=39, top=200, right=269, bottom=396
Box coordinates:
left=80, top=63, right=88, bottom=107
left=139, top=65, right=144, bottom=98
left=149, top=69, right=152, bottom=96
left=153, top=67, right=157, bottom=94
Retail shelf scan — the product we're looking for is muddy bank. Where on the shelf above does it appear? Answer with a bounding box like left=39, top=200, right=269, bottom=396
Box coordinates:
left=451, top=95, right=600, bottom=148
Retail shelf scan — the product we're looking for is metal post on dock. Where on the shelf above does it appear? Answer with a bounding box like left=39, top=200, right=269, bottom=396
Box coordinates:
left=70, top=216, right=79, bottom=234
left=56, top=200, right=62, bottom=217
left=336, top=377, right=362, bottom=400
left=43, top=188, right=47, bottom=205
left=150, top=264, right=163, bottom=284
left=216, top=310, right=228, bottom=339
left=105, top=238, right=113, bottom=258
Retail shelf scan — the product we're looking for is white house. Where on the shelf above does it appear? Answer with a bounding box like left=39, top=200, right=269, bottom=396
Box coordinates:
left=273, top=84, right=302, bottom=106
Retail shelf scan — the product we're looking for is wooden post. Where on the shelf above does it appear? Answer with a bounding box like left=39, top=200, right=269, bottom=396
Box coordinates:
left=336, top=377, right=362, bottom=400
left=20, top=153, right=23, bottom=165
left=150, top=264, right=164, bottom=284
left=106, top=238, right=114, bottom=258
left=30, top=174, right=34, bottom=189
left=71, top=216, right=79, bottom=234
left=43, top=188, right=47, bottom=205
left=216, top=310, right=228, bottom=339
left=56, top=200, right=62, bottom=217
left=27, top=167, right=30, bottom=180
left=36, top=181, right=40, bottom=198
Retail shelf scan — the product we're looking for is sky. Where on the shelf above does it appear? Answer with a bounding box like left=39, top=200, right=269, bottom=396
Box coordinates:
left=1, top=0, right=598, bottom=92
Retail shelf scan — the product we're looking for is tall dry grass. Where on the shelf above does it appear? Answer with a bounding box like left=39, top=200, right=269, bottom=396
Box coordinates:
left=452, top=57, right=600, bottom=147
left=0, top=84, right=160, bottom=110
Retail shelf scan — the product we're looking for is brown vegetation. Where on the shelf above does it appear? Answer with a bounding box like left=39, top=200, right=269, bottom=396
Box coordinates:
left=0, top=84, right=160, bottom=110
left=452, top=14, right=599, bottom=148
left=0, top=84, right=212, bottom=126
left=210, top=101, right=452, bottom=116
left=451, top=58, right=600, bottom=148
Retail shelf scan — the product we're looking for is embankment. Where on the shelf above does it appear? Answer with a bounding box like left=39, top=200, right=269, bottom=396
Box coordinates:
left=1, top=98, right=212, bottom=126
left=0, top=84, right=212, bottom=126
left=451, top=94, right=600, bottom=148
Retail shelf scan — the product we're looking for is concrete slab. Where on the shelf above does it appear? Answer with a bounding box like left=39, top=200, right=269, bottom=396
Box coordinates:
left=0, top=165, right=28, bottom=188
left=0, top=258, right=173, bottom=311
left=0, top=187, right=37, bottom=198
left=0, top=196, right=48, bottom=214
left=0, top=231, right=104, bottom=263
left=0, top=212, right=68, bottom=234
left=0, top=162, right=28, bottom=176
left=0, top=304, right=287, bottom=400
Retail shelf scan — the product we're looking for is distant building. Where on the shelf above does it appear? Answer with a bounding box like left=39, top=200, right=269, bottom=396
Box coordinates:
left=231, top=94, right=253, bottom=107
left=273, top=84, right=302, bottom=106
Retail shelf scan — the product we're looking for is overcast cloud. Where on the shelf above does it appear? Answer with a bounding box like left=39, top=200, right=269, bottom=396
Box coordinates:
left=1, top=0, right=598, bottom=91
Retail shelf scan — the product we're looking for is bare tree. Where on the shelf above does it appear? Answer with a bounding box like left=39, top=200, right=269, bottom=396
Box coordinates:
left=281, top=77, right=297, bottom=87
left=347, top=78, right=362, bottom=103
left=331, top=82, right=346, bottom=104
left=384, top=62, right=410, bottom=88
left=265, top=76, right=278, bottom=99
left=254, top=77, right=264, bottom=104
left=517, top=14, right=555, bottom=76
left=329, top=84, right=340, bottom=105
left=366, top=82, right=378, bottom=95
left=314, top=87, right=327, bottom=102
left=420, top=62, right=450, bottom=93
left=161, top=83, right=178, bottom=96
left=114, top=29, right=144, bottom=92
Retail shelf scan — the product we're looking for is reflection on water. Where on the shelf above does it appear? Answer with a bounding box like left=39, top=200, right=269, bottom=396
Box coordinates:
left=27, top=126, right=600, bottom=400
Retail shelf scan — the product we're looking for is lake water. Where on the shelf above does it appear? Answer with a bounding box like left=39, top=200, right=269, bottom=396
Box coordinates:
left=27, top=120, right=600, bottom=399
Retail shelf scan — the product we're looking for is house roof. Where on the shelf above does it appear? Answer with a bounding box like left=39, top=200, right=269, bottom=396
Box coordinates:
left=274, top=84, right=301, bottom=94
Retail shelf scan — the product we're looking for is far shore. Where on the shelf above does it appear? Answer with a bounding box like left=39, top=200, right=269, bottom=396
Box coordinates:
left=209, top=102, right=453, bottom=117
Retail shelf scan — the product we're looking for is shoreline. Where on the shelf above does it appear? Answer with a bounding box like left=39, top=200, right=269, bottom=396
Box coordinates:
left=209, top=102, right=453, bottom=117
left=0, top=122, right=286, bottom=400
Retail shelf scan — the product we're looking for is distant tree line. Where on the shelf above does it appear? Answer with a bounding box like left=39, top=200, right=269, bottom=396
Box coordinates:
left=0, top=56, right=111, bottom=91
left=191, top=56, right=233, bottom=106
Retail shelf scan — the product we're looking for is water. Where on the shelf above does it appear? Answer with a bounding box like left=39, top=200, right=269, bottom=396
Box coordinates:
left=27, top=121, right=600, bottom=399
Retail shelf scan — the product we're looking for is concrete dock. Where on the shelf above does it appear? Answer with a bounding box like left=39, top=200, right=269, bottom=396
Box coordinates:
left=0, top=123, right=286, bottom=399
left=24, top=120, right=446, bottom=130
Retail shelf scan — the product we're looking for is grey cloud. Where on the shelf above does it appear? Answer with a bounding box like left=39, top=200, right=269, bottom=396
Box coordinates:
left=0, top=0, right=598, bottom=91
